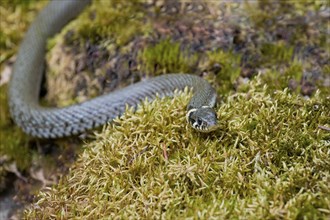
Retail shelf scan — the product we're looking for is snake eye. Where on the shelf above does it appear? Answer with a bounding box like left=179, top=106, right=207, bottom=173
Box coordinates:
left=197, top=118, right=203, bottom=125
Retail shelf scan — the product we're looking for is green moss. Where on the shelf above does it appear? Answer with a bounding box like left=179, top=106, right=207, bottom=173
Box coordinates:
left=62, top=0, right=150, bottom=47
left=1, top=0, right=37, bottom=6
left=260, top=60, right=303, bottom=93
left=322, top=65, right=330, bottom=76
left=0, top=1, right=47, bottom=65
left=0, top=85, right=31, bottom=175
left=319, top=64, right=330, bottom=94
left=138, top=39, right=198, bottom=76
left=205, top=50, right=241, bottom=95
left=24, top=77, right=329, bottom=219
left=280, top=0, right=326, bottom=13
left=260, top=42, right=294, bottom=66
left=244, top=1, right=275, bottom=29
left=285, top=61, right=304, bottom=79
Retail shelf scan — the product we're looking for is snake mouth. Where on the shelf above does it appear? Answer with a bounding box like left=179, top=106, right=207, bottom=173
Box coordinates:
left=191, top=124, right=219, bottom=133
left=186, top=107, right=218, bottom=133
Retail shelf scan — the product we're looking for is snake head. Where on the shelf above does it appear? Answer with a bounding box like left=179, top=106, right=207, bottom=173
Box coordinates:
left=186, top=106, right=218, bottom=132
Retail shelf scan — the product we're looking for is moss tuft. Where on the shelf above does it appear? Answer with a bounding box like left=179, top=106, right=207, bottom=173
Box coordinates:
left=24, top=77, right=329, bottom=219
left=138, top=39, right=198, bottom=76
left=204, top=50, right=241, bottom=96
left=62, top=0, right=149, bottom=47
left=260, top=60, right=303, bottom=93
left=260, top=42, right=294, bottom=66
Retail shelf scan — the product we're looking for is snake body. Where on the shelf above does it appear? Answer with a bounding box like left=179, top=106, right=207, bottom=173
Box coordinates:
left=8, top=0, right=218, bottom=139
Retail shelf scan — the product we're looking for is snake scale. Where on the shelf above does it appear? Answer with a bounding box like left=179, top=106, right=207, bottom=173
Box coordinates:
left=8, top=0, right=218, bottom=139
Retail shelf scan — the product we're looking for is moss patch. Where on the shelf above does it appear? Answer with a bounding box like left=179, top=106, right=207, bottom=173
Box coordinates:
left=138, top=38, right=198, bottom=76
left=259, top=60, right=303, bottom=93
left=242, top=0, right=329, bottom=97
left=61, top=0, right=149, bottom=47
left=24, top=78, right=329, bottom=219
left=204, top=50, right=242, bottom=96
left=0, top=0, right=47, bottom=64
left=259, top=42, right=294, bottom=66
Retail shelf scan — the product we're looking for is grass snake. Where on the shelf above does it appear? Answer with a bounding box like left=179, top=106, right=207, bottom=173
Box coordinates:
left=8, top=0, right=218, bottom=138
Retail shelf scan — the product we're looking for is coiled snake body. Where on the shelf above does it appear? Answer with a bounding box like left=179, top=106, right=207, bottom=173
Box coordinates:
left=8, top=0, right=218, bottom=138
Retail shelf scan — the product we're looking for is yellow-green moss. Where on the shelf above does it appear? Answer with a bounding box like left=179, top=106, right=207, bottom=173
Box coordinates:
left=24, top=77, right=330, bottom=219
left=138, top=39, right=198, bottom=76
left=0, top=0, right=47, bottom=65
left=279, top=0, right=326, bottom=14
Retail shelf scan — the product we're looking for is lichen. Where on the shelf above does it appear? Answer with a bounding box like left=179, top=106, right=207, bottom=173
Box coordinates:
left=24, top=77, right=330, bottom=219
